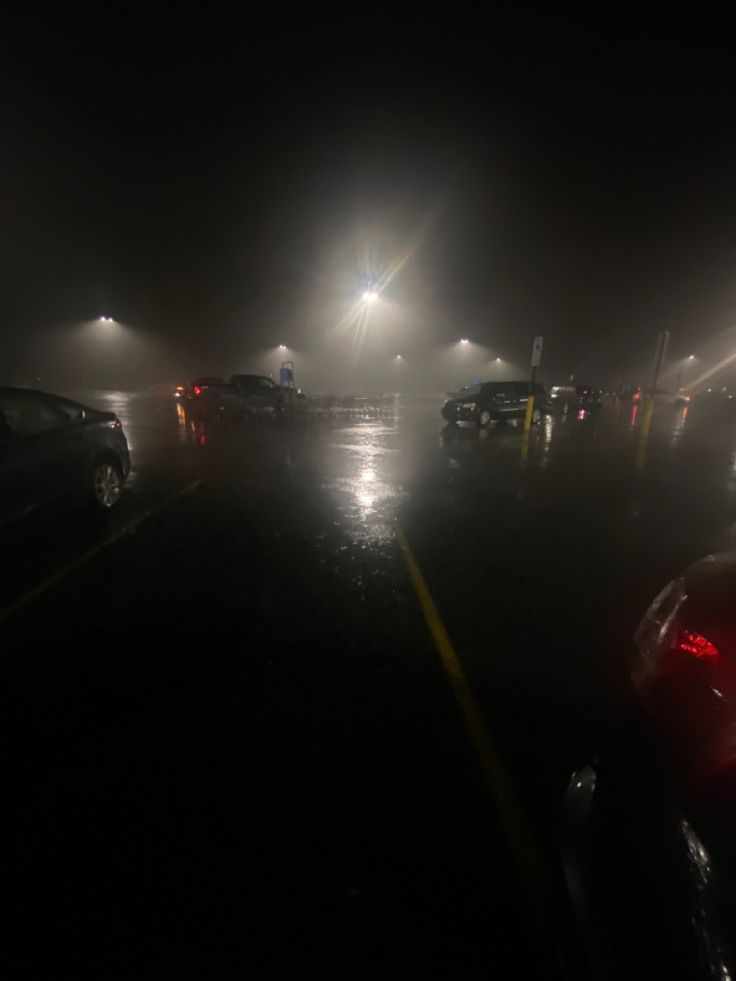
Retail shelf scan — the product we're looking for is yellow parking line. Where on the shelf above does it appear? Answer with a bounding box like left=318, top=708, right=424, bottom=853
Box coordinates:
left=0, top=479, right=203, bottom=624
left=392, top=517, right=555, bottom=944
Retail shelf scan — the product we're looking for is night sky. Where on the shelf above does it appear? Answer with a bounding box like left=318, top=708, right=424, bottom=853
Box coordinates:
left=2, top=22, right=736, bottom=390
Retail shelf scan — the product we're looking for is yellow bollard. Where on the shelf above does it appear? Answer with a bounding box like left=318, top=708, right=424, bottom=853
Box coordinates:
left=523, top=394, right=535, bottom=434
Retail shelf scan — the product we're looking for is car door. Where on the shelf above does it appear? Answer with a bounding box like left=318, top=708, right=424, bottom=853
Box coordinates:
left=232, top=376, right=258, bottom=409
left=255, top=377, right=280, bottom=411
left=511, top=382, right=532, bottom=418
left=484, top=383, right=514, bottom=418
left=0, top=392, right=80, bottom=526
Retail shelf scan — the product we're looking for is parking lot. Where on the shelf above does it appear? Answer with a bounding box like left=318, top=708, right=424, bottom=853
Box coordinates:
left=2, top=391, right=735, bottom=976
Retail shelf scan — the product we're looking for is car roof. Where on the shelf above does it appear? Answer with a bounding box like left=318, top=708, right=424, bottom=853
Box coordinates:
left=0, top=388, right=95, bottom=415
left=0, top=386, right=61, bottom=399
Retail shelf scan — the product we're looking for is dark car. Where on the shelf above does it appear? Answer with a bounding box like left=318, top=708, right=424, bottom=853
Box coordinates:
left=228, top=374, right=292, bottom=414
left=441, top=380, right=547, bottom=427
left=180, top=377, right=233, bottom=418
left=632, top=551, right=736, bottom=787
left=0, top=387, right=131, bottom=533
left=562, top=551, right=736, bottom=979
left=548, top=383, right=603, bottom=411
left=182, top=376, right=227, bottom=403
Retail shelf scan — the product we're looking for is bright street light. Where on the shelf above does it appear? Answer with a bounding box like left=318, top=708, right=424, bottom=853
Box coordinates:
left=460, top=338, right=469, bottom=345
left=278, top=344, right=287, bottom=350
left=362, top=289, right=378, bottom=305
left=688, top=354, right=695, bottom=360
left=395, top=354, right=403, bottom=360
left=495, top=356, right=502, bottom=362
left=98, top=316, right=114, bottom=324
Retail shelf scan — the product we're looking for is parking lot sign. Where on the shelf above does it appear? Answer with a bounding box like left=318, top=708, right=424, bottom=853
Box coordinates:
left=531, top=336, right=543, bottom=368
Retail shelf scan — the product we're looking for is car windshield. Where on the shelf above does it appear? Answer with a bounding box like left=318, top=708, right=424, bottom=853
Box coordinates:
left=458, top=384, right=482, bottom=397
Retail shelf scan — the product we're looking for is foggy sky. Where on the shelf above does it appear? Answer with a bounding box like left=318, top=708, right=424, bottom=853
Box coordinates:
left=2, top=23, right=736, bottom=392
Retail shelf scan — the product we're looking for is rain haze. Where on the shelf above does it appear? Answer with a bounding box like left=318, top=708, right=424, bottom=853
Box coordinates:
left=6, top=19, right=736, bottom=980
left=3, top=25, right=736, bottom=393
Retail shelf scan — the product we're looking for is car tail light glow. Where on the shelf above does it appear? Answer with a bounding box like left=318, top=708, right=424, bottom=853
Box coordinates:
left=113, top=419, right=122, bottom=430
left=193, top=385, right=202, bottom=395
left=679, top=630, right=719, bottom=660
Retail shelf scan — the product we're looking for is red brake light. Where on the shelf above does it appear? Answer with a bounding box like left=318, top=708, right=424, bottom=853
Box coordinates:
left=193, top=385, right=202, bottom=395
left=679, top=630, right=719, bottom=660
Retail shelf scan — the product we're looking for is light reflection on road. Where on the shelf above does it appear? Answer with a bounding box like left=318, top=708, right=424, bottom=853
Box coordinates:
left=325, top=422, right=405, bottom=544
left=670, top=404, right=689, bottom=449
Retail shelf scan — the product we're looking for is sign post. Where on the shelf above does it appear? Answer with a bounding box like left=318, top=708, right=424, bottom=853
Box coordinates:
left=648, top=331, right=670, bottom=397
left=523, top=336, right=543, bottom=433
left=638, top=331, right=669, bottom=470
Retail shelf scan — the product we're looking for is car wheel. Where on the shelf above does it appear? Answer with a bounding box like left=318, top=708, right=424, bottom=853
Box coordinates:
left=91, top=459, right=123, bottom=510
left=477, top=409, right=492, bottom=428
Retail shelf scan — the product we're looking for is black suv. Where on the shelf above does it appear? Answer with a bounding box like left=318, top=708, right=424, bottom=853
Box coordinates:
left=441, top=381, right=548, bottom=427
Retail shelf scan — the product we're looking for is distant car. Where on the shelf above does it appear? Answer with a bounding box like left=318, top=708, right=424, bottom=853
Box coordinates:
left=576, top=385, right=604, bottom=407
left=0, top=387, right=131, bottom=532
left=548, top=385, right=576, bottom=408
left=548, top=383, right=603, bottom=411
left=181, top=377, right=230, bottom=416
left=228, top=374, right=293, bottom=414
left=562, top=551, right=736, bottom=978
left=184, top=377, right=227, bottom=401
left=441, top=381, right=547, bottom=427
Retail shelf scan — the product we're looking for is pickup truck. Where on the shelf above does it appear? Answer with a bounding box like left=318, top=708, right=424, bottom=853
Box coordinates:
left=228, top=374, right=289, bottom=413
left=184, top=374, right=299, bottom=419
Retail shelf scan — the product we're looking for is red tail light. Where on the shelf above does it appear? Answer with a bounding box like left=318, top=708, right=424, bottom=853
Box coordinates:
left=679, top=630, right=719, bottom=660
left=113, top=419, right=122, bottom=430
left=193, top=385, right=202, bottom=395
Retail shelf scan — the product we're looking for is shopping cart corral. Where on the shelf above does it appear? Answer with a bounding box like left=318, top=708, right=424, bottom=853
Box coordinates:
left=299, top=395, right=399, bottom=418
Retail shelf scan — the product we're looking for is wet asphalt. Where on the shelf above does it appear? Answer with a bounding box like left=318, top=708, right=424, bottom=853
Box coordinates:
left=2, top=392, right=735, bottom=977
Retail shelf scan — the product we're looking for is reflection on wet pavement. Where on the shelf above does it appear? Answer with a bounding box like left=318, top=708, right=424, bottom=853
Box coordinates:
left=7, top=388, right=736, bottom=977
left=325, top=422, right=406, bottom=545
left=52, top=389, right=736, bottom=572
